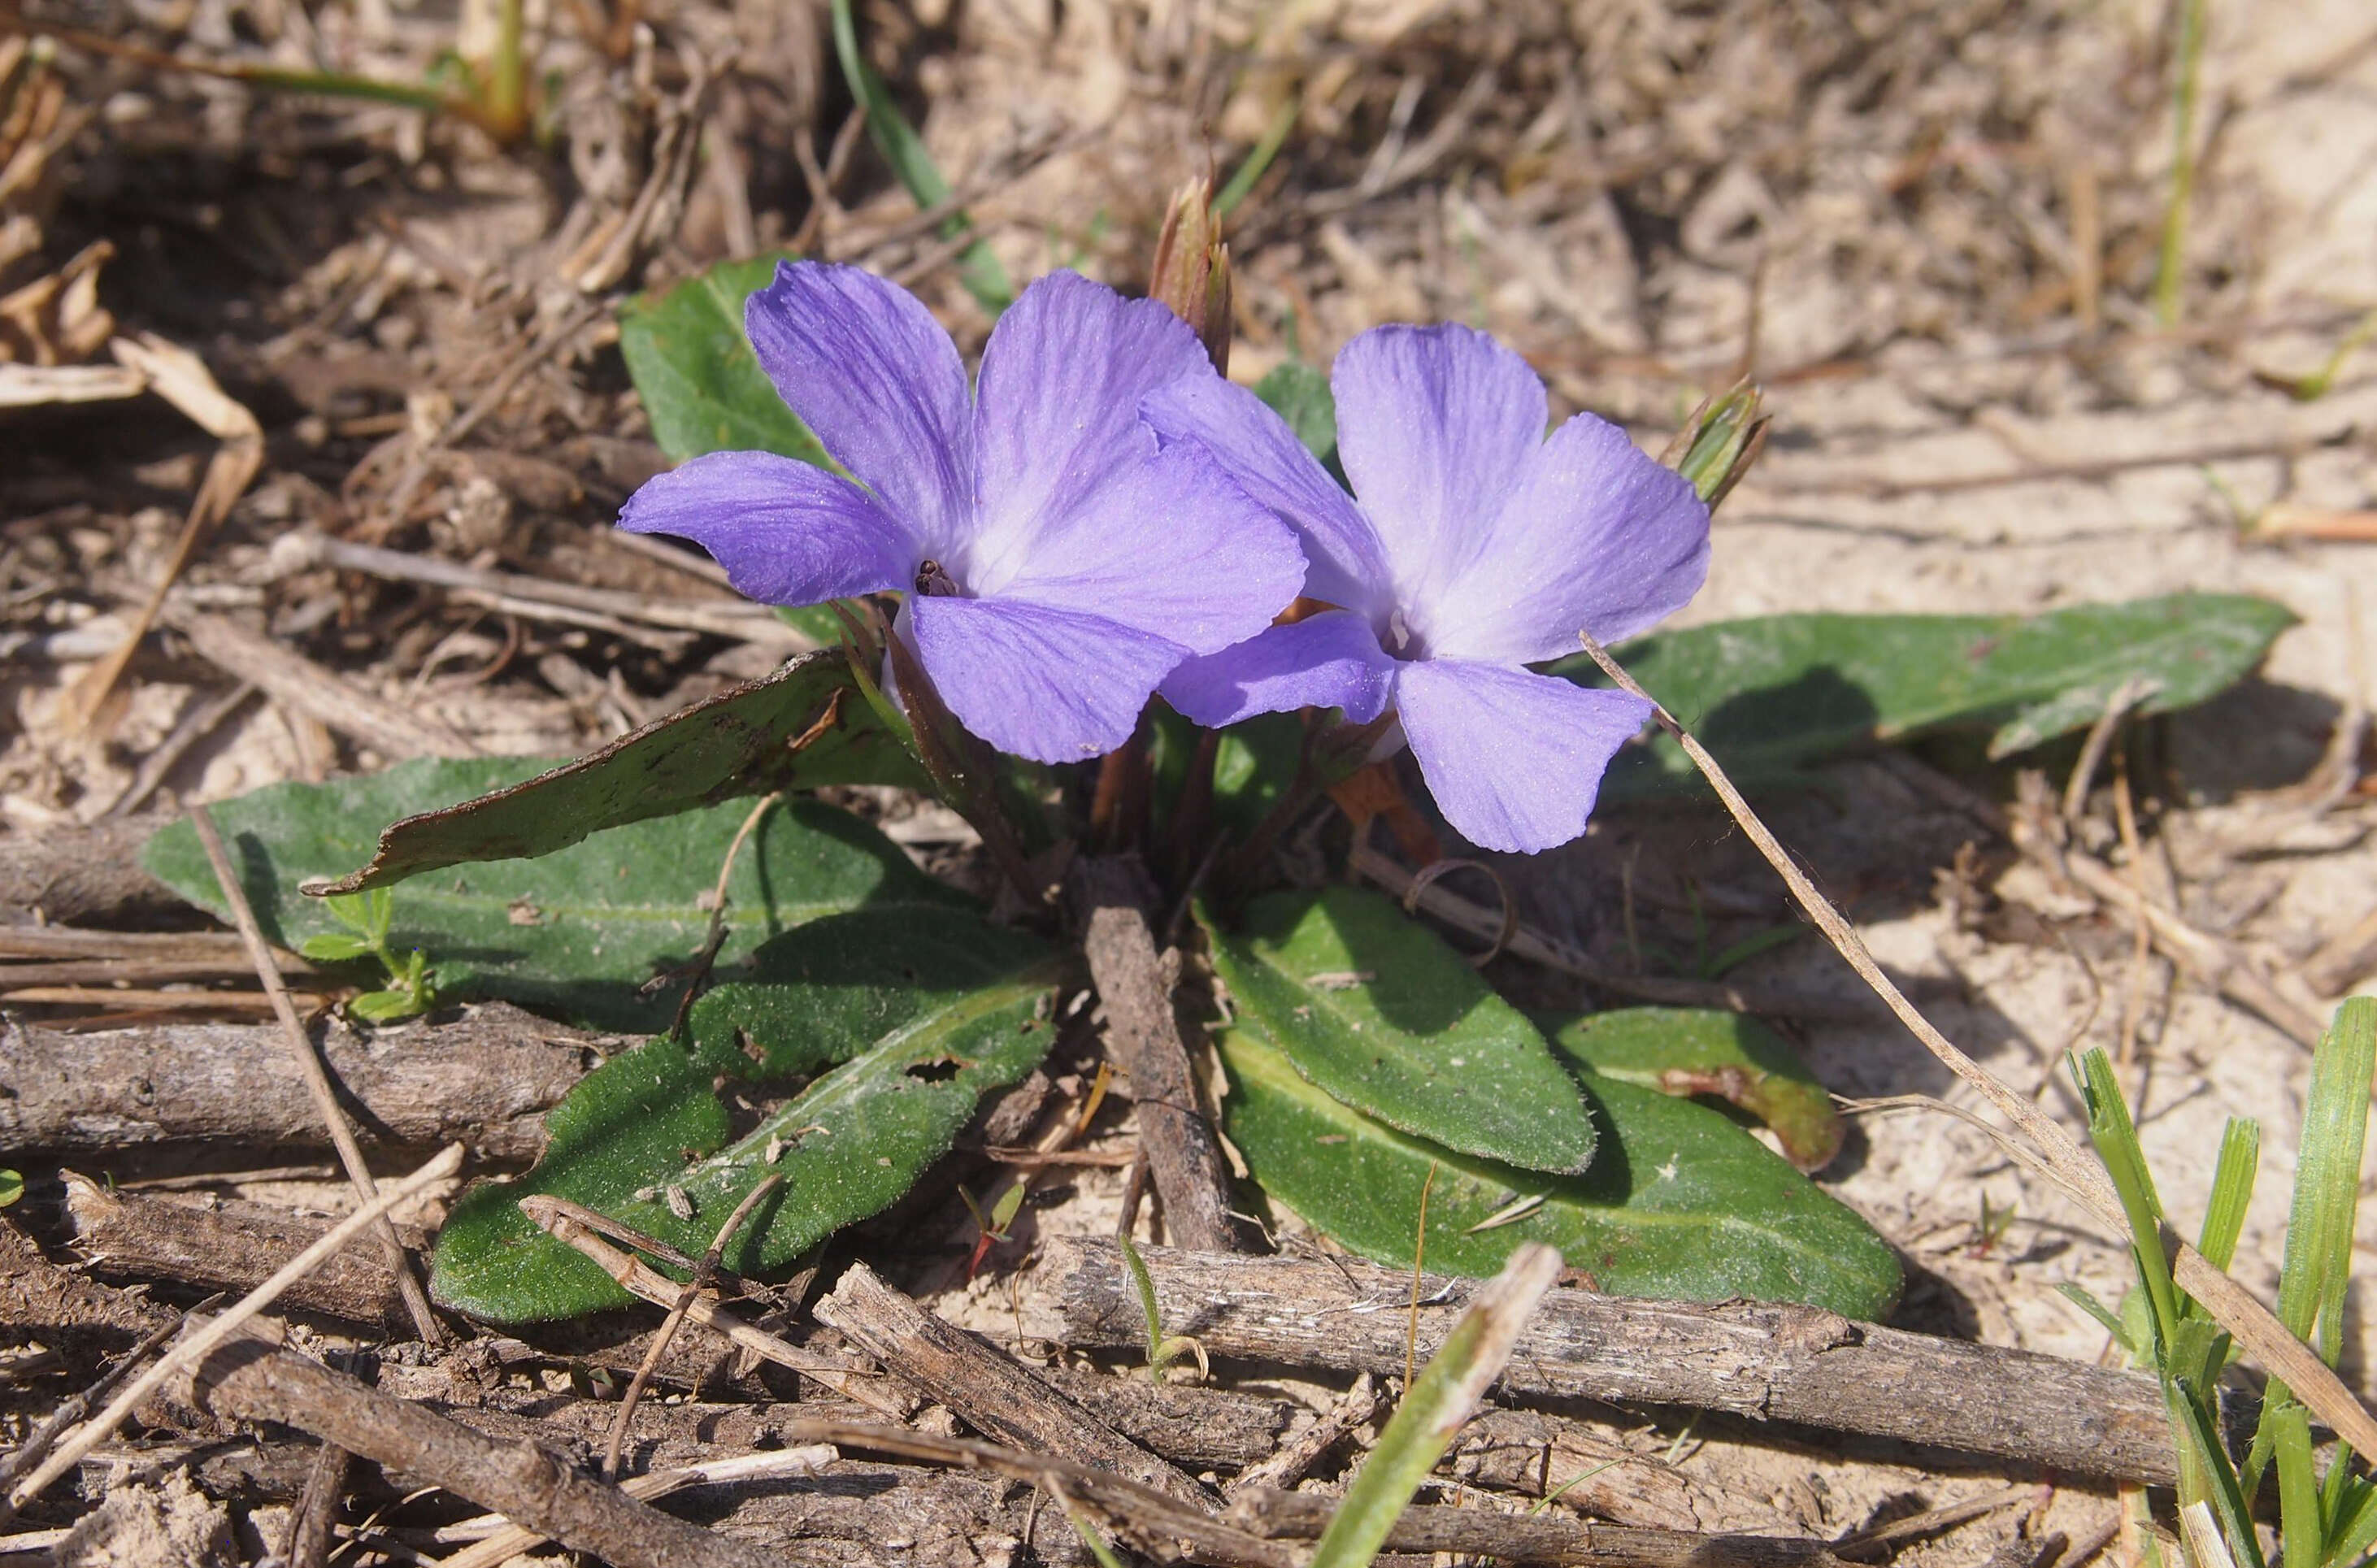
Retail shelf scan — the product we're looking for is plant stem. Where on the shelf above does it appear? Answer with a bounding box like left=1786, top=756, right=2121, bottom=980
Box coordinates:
left=2153, top=0, right=2208, bottom=326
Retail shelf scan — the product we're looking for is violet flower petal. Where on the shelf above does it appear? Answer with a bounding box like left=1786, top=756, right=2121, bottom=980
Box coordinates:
left=1331, top=324, right=1546, bottom=622
left=617, top=450, right=909, bottom=606
left=1394, top=658, right=1653, bottom=853
left=909, top=593, right=1187, bottom=763
left=989, top=441, right=1305, bottom=657
left=966, top=271, right=1219, bottom=593
left=745, top=261, right=975, bottom=551
left=1141, top=376, right=1388, bottom=619
left=1161, top=610, right=1400, bottom=729
left=1426, top=410, right=1710, bottom=664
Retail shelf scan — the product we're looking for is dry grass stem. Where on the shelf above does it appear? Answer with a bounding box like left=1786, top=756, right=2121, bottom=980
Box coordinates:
left=187, top=803, right=443, bottom=1344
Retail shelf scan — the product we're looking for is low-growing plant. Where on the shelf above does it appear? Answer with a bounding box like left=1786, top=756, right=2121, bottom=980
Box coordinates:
left=2065, top=999, right=2376, bottom=1568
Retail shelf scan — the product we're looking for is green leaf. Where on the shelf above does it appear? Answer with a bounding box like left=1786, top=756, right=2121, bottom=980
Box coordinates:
left=618, top=254, right=832, bottom=467
left=142, top=759, right=967, bottom=1032
left=1538, top=1008, right=1844, bottom=1173
left=1310, top=1245, right=1560, bottom=1568
left=431, top=906, right=1054, bottom=1322
left=348, top=988, right=425, bottom=1023
left=1557, top=594, right=2297, bottom=797
left=2197, top=1115, right=2261, bottom=1275
left=298, top=932, right=375, bottom=963
left=828, top=0, right=1011, bottom=315
left=1202, top=888, right=1597, bottom=1175
left=1252, top=362, right=1339, bottom=472
left=1218, top=1027, right=1901, bottom=1318
left=0, top=1170, right=20, bottom=1208
left=299, top=649, right=926, bottom=897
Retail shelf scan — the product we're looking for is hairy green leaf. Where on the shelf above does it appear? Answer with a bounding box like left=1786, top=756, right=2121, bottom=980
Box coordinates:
left=1219, top=1027, right=1901, bottom=1318
left=1555, top=594, right=2295, bottom=796
left=301, top=651, right=925, bottom=896
left=1202, top=888, right=1596, bottom=1175
left=618, top=253, right=830, bottom=467
left=431, top=906, right=1054, bottom=1322
left=143, top=758, right=964, bottom=1031
left=1539, top=1007, right=1844, bottom=1173
left=1253, top=362, right=1340, bottom=474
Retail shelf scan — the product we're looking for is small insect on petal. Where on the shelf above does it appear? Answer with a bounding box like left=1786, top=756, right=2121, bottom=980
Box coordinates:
left=913, top=558, right=962, bottom=597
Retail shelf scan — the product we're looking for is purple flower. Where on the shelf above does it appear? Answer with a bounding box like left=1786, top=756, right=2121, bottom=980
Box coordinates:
left=1151, top=324, right=1710, bottom=853
left=619, top=263, right=1305, bottom=763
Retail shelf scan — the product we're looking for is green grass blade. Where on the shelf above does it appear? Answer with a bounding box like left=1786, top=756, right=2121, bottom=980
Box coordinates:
left=2197, top=1116, right=2261, bottom=1277
left=1310, top=1244, right=1561, bottom=1568
left=2176, top=1375, right=2266, bottom=1568
left=2075, top=1049, right=2181, bottom=1347
left=828, top=0, right=1012, bottom=314
left=2273, top=1401, right=2323, bottom=1568
left=2284, top=1001, right=2375, bottom=1362
left=1118, top=1233, right=1167, bottom=1381
left=1215, top=94, right=1298, bottom=219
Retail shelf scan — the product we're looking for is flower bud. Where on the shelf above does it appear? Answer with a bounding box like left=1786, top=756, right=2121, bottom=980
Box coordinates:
left=1663, top=381, right=1770, bottom=510
left=1149, top=177, right=1233, bottom=374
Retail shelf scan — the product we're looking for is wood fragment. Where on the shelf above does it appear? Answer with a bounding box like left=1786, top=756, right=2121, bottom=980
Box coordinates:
left=2, top=997, right=594, bottom=1159
left=1042, top=1237, right=2204, bottom=1485
left=0, top=1003, right=599, bottom=1159
left=1228, top=1373, right=1376, bottom=1499
left=1069, top=854, right=1243, bottom=1253
left=64, top=1177, right=432, bottom=1331
left=816, top=1259, right=1214, bottom=1508
left=0, top=819, right=180, bottom=926
left=178, top=1330, right=780, bottom=1568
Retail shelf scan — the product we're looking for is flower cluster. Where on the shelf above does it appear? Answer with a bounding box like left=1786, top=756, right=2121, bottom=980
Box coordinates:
left=620, top=263, right=1710, bottom=854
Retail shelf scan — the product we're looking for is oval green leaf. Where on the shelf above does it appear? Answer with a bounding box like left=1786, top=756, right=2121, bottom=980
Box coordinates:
left=1539, top=1007, right=1845, bottom=1173
left=141, top=759, right=966, bottom=1032
left=1202, top=887, right=1596, bottom=1175
left=619, top=252, right=830, bottom=467
left=1555, top=593, right=2295, bottom=797
left=1219, top=1027, right=1901, bottom=1318
left=431, top=906, right=1054, bottom=1323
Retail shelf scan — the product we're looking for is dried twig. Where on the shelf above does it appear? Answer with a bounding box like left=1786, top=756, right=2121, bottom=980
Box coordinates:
left=187, top=806, right=442, bottom=1345
left=601, top=1174, right=784, bottom=1482
left=1070, top=855, right=1243, bottom=1253
left=164, top=606, right=479, bottom=760
left=521, top=1195, right=909, bottom=1419
left=0, top=1313, right=182, bottom=1499
left=1568, top=628, right=2377, bottom=1459
left=1044, top=1233, right=2207, bottom=1485
left=0, top=1144, right=463, bottom=1526
left=815, top=1260, right=1213, bottom=1508
left=436, top=1447, right=838, bottom=1568
left=179, top=1328, right=780, bottom=1568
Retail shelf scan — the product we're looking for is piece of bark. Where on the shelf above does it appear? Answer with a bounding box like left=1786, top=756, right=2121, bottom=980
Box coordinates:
left=0, top=819, right=181, bottom=926
left=1225, top=1486, right=1849, bottom=1568
left=1228, top=1372, right=1376, bottom=1499
left=1069, top=855, right=1241, bottom=1252
left=63, top=1179, right=429, bottom=1332
left=179, top=1329, right=778, bottom=1568
left=0, top=1217, right=174, bottom=1349
left=815, top=1259, right=1213, bottom=1508
left=2, top=1003, right=603, bottom=1159
left=1041, top=1238, right=2204, bottom=1485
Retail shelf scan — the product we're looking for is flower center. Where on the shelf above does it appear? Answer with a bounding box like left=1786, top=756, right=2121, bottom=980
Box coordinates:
left=913, top=558, right=963, bottom=597
left=1382, top=607, right=1428, bottom=660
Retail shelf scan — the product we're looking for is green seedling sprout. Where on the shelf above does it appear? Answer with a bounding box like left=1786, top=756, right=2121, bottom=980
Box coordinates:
left=301, top=888, right=439, bottom=1023
left=2064, top=999, right=2376, bottom=1568
left=2287, top=309, right=2377, bottom=402
left=1116, top=1234, right=1207, bottom=1386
